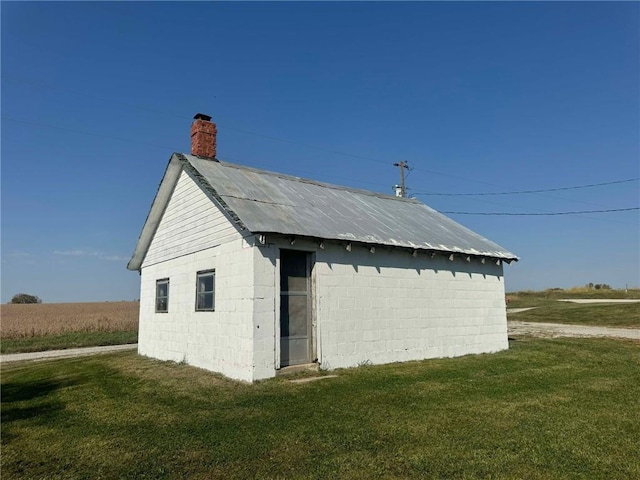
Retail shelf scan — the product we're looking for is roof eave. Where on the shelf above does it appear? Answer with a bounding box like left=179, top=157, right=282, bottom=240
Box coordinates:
left=126, top=154, right=185, bottom=271
left=254, top=231, right=518, bottom=261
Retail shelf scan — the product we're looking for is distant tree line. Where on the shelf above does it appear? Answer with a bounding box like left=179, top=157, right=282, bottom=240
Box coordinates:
left=586, top=283, right=611, bottom=290
left=9, top=293, right=42, bottom=304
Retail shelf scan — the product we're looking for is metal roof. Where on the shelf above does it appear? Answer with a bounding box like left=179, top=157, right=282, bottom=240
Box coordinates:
left=186, top=154, right=517, bottom=256
left=128, top=153, right=517, bottom=270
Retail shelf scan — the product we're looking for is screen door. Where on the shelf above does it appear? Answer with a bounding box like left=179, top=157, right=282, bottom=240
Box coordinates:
left=280, top=250, right=312, bottom=366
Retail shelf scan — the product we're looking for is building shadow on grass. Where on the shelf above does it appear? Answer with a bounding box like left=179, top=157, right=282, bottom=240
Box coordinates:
left=1, top=378, right=75, bottom=404
left=1, top=378, right=78, bottom=442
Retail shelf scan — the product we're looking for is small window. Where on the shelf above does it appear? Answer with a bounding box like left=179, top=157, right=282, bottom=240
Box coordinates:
left=196, top=270, right=215, bottom=311
left=155, top=278, right=169, bottom=313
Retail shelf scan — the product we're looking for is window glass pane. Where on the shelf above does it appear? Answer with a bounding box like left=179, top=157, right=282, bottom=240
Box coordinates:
left=197, top=272, right=214, bottom=290
left=155, top=279, right=169, bottom=313
left=201, top=275, right=214, bottom=292
left=157, top=282, right=168, bottom=297
left=197, top=293, right=214, bottom=311
left=156, top=297, right=167, bottom=312
left=196, top=271, right=215, bottom=311
left=204, top=292, right=213, bottom=310
left=197, top=293, right=213, bottom=310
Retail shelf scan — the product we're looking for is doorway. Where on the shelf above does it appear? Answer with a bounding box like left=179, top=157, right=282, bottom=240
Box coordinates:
left=279, top=249, right=313, bottom=367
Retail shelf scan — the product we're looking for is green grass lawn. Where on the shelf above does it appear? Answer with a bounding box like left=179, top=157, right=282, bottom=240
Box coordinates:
left=506, top=288, right=640, bottom=309
left=508, top=302, right=640, bottom=328
left=3, top=338, right=639, bottom=479
left=0, top=330, right=138, bottom=354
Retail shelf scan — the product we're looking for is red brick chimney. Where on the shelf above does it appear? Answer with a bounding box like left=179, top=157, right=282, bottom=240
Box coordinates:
left=190, top=113, right=217, bottom=158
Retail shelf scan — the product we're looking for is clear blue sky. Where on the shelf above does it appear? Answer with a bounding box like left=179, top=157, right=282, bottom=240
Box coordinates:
left=2, top=2, right=638, bottom=303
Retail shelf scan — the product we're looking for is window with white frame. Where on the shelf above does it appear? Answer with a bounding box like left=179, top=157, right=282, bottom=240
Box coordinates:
left=196, top=270, right=215, bottom=311
left=155, top=278, right=169, bottom=313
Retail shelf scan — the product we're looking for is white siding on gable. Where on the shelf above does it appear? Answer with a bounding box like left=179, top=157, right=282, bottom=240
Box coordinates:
left=143, top=170, right=245, bottom=268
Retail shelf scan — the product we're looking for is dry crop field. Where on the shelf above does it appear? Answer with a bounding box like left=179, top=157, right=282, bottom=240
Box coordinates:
left=1, top=301, right=139, bottom=339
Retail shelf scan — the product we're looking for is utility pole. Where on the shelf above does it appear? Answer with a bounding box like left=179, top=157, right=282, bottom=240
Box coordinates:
left=393, top=161, right=410, bottom=197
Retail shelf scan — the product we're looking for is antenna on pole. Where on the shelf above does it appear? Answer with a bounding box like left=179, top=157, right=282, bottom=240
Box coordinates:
left=393, top=161, right=410, bottom=197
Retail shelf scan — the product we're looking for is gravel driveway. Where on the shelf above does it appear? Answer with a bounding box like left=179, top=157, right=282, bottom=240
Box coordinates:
left=1, top=344, right=138, bottom=364
left=508, top=321, right=640, bottom=340
left=507, top=299, right=640, bottom=339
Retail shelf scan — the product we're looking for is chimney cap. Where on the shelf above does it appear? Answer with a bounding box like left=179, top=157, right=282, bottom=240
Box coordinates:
left=193, top=113, right=212, bottom=122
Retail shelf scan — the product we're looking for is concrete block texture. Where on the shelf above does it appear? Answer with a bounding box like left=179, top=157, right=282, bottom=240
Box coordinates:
left=139, top=239, right=257, bottom=382
left=139, top=214, right=509, bottom=381
left=313, top=242, right=508, bottom=370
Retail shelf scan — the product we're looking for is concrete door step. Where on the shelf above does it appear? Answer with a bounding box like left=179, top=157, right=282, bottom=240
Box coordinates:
left=289, top=375, right=338, bottom=384
left=277, top=363, right=319, bottom=376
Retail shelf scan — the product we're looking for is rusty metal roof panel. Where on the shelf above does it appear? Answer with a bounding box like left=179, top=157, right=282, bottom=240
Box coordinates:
left=182, top=154, right=518, bottom=260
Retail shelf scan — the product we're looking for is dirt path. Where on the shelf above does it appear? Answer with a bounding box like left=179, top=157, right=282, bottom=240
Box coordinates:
left=1, top=344, right=138, bottom=364
left=507, top=308, right=537, bottom=314
left=508, top=321, right=640, bottom=340
left=558, top=299, right=640, bottom=304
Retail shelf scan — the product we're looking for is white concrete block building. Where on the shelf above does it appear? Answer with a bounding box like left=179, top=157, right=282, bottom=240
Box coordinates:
left=128, top=114, right=518, bottom=382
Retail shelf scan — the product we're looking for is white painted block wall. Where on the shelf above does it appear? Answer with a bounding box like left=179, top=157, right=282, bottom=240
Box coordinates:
left=139, top=242, right=256, bottom=381
left=138, top=170, right=257, bottom=382
left=313, top=242, right=508, bottom=370
left=251, top=243, right=278, bottom=381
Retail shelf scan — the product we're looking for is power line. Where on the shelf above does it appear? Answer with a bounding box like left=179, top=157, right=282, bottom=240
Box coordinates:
left=1, top=115, right=395, bottom=191
left=221, top=153, right=391, bottom=190
left=6, top=115, right=637, bottom=224
left=4, top=76, right=638, bottom=213
left=440, top=207, right=639, bottom=216
left=5, top=117, right=638, bottom=223
left=220, top=123, right=391, bottom=165
left=2, top=74, right=394, bottom=164
left=0, top=74, right=536, bottom=189
left=414, top=178, right=639, bottom=196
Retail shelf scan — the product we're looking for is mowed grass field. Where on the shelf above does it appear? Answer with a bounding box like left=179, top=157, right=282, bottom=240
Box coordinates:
left=1, top=301, right=139, bottom=354
left=2, top=337, right=639, bottom=479
left=506, top=287, right=640, bottom=308
left=506, top=288, right=640, bottom=328
left=508, top=302, right=640, bottom=328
